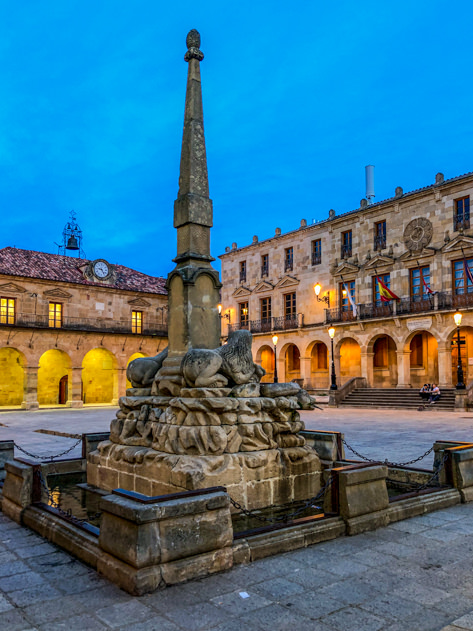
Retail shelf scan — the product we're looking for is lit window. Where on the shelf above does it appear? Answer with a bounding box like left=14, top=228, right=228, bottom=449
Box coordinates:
left=0, top=297, right=15, bottom=325
left=132, top=310, right=142, bottom=334
left=48, top=303, right=62, bottom=328
left=239, top=302, right=249, bottom=326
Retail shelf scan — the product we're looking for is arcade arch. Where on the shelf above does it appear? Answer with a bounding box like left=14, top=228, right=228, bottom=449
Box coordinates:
left=369, top=334, right=398, bottom=387
left=38, top=349, right=72, bottom=405
left=82, top=348, right=117, bottom=404
left=408, top=331, right=438, bottom=388
left=338, top=337, right=361, bottom=385
left=309, top=341, right=329, bottom=389
left=0, top=347, right=25, bottom=407
left=284, top=343, right=301, bottom=382
left=255, top=345, right=274, bottom=383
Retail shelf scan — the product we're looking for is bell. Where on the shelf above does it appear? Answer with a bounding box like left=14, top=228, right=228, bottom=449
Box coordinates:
left=66, top=235, right=79, bottom=250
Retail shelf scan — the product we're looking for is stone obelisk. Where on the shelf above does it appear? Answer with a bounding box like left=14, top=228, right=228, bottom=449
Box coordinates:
left=156, top=29, right=222, bottom=396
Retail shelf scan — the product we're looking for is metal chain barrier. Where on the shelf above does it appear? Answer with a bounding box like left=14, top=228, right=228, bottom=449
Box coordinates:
left=14, top=437, right=83, bottom=462
left=386, top=452, right=449, bottom=494
left=341, top=438, right=434, bottom=468
left=229, top=474, right=333, bottom=525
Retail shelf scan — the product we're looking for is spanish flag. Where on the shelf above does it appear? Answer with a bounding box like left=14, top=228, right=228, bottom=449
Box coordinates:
left=377, top=277, right=400, bottom=302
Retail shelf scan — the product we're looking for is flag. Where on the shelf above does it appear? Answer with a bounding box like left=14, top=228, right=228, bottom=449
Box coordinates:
left=422, top=277, right=436, bottom=295
left=377, top=277, right=400, bottom=302
left=464, top=258, right=473, bottom=285
left=343, top=283, right=357, bottom=316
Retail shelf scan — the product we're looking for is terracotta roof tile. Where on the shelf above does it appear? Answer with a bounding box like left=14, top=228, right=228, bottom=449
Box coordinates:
left=0, top=247, right=167, bottom=295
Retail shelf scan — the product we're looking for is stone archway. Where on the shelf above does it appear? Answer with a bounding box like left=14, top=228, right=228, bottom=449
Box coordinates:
left=338, top=337, right=361, bottom=386
left=0, top=347, right=25, bottom=407
left=308, top=341, right=329, bottom=389
left=82, top=348, right=117, bottom=404
left=284, top=343, right=301, bottom=383
left=256, top=345, right=274, bottom=383
left=126, top=352, right=147, bottom=390
left=368, top=334, right=398, bottom=387
left=38, top=349, right=72, bottom=405
left=407, top=331, right=438, bottom=389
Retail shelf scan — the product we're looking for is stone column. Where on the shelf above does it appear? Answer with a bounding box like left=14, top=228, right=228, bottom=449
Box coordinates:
left=438, top=343, right=452, bottom=388
left=360, top=351, right=373, bottom=387
left=396, top=351, right=411, bottom=388
left=67, top=367, right=84, bottom=408
left=22, top=366, right=39, bottom=410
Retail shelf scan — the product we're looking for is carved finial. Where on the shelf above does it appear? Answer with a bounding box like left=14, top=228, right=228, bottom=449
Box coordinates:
left=395, top=186, right=403, bottom=198
left=329, top=209, right=336, bottom=220
left=185, top=29, right=204, bottom=62
left=435, top=172, right=444, bottom=185
left=252, top=235, right=258, bottom=243
left=275, top=227, right=281, bottom=236
left=360, top=199, right=368, bottom=208
left=444, top=230, right=450, bottom=244
left=300, top=219, right=307, bottom=228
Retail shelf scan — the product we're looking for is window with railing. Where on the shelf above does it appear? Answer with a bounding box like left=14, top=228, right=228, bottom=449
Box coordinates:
left=261, top=254, right=269, bottom=277
left=260, top=297, right=271, bottom=321
left=340, top=280, right=355, bottom=312
left=373, top=274, right=391, bottom=306
left=0, top=297, right=15, bottom=325
left=239, top=260, right=246, bottom=283
left=341, top=230, right=352, bottom=258
left=239, top=302, right=249, bottom=326
left=284, top=247, right=293, bottom=272
left=312, top=239, right=321, bottom=265
left=131, top=310, right=142, bottom=334
left=410, top=266, right=431, bottom=301
left=454, top=196, right=470, bottom=231
left=453, top=258, right=473, bottom=307
left=284, top=292, right=296, bottom=319
left=48, top=302, right=62, bottom=328
left=374, top=221, right=386, bottom=251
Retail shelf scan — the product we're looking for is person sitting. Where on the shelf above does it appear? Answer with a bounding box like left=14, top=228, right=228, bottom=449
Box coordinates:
left=419, top=384, right=430, bottom=401
left=429, top=384, right=441, bottom=404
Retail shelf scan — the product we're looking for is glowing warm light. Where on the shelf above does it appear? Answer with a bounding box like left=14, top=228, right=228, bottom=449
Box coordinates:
left=328, top=327, right=335, bottom=339
left=218, top=304, right=222, bottom=314
left=272, top=335, right=279, bottom=346
left=242, top=308, right=248, bottom=315
left=314, top=283, right=321, bottom=296
left=342, top=289, right=347, bottom=297
left=454, top=312, right=463, bottom=327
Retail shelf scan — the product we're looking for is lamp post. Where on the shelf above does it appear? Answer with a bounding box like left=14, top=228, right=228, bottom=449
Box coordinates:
left=328, top=327, right=337, bottom=390
left=272, top=334, right=278, bottom=383
left=454, top=312, right=465, bottom=389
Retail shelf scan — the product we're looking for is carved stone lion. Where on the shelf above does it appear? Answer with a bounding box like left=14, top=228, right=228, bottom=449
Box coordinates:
left=126, top=347, right=168, bottom=388
left=182, top=329, right=265, bottom=388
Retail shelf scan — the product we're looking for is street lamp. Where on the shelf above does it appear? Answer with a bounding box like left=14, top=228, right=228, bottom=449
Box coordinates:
left=454, top=312, right=465, bottom=389
left=328, top=327, right=337, bottom=390
left=272, top=334, right=278, bottom=383
left=314, top=283, right=330, bottom=306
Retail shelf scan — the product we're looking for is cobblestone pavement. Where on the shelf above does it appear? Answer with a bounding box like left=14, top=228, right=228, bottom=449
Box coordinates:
left=3, top=505, right=473, bottom=630
left=2, top=406, right=473, bottom=629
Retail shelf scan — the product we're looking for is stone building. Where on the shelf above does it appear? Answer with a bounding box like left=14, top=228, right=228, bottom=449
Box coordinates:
left=0, top=247, right=168, bottom=409
left=219, top=171, right=473, bottom=397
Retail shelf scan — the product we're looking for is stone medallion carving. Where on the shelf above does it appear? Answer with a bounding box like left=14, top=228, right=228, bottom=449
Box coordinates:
left=403, top=217, right=433, bottom=251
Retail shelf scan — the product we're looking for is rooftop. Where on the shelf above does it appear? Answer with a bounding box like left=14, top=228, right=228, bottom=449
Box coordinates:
left=0, top=247, right=167, bottom=295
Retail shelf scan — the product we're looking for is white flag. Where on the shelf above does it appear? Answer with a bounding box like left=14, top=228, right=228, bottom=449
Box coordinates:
left=343, top=283, right=357, bottom=316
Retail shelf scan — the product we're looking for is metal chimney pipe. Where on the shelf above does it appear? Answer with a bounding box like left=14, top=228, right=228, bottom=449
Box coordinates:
left=365, top=165, right=375, bottom=204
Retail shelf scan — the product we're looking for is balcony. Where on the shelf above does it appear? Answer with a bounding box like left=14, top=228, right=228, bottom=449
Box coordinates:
left=261, top=265, right=269, bottom=277
left=228, top=315, right=299, bottom=335
left=373, top=235, right=386, bottom=251
left=0, top=312, right=168, bottom=336
left=239, top=271, right=247, bottom=283
left=454, top=217, right=470, bottom=232
left=341, top=244, right=352, bottom=259
left=311, top=252, right=321, bottom=266
left=284, top=258, right=293, bottom=272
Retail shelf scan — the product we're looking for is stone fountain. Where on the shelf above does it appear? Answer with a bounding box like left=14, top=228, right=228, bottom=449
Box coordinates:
left=87, top=29, right=321, bottom=511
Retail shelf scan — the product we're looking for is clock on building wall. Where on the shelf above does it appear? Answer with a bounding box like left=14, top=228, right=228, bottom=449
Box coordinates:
left=91, top=259, right=112, bottom=281
left=403, top=217, right=433, bottom=252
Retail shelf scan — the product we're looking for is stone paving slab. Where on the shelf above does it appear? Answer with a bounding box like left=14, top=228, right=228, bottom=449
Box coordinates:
left=1, top=505, right=473, bottom=629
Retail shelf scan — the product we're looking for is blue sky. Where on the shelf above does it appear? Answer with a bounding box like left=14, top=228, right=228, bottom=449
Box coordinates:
left=1, top=1, right=472, bottom=277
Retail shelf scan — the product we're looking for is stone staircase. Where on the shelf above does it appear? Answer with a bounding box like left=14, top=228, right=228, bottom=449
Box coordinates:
left=339, top=387, right=457, bottom=411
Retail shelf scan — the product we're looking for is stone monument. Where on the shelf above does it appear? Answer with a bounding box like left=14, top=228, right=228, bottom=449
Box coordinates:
left=87, top=30, right=321, bottom=510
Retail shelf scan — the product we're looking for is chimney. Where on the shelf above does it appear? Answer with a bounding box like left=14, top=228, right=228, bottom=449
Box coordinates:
left=365, top=165, right=375, bottom=205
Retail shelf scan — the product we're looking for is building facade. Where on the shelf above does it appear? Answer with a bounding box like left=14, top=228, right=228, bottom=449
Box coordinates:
left=219, top=171, right=473, bottom=393
left=0, top=247, right=168, bottom=409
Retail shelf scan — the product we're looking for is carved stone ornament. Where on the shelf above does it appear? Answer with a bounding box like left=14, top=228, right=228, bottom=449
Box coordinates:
left=403, top=217, right=433, bottom=252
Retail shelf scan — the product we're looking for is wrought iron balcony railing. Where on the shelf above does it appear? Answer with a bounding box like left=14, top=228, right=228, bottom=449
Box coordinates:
left=284, top=258, right=293, bottom=272
left=227, top=314, right=299, bottom=335
left=261, top=265, right=269, bottom=277
left=341, top=244, right=352, bottom=259
left=239, top=271, right=247, bottom=283
left=0, top=312, right=168, bottom=336
left=373, top=235, right=386, bottom=251
left=311, top=253, right=321, bottom=265
left=454, top=217, right=470, bottom=232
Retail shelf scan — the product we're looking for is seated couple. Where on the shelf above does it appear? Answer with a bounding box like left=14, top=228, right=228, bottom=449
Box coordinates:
left=419, top=383, right=440, bottom=404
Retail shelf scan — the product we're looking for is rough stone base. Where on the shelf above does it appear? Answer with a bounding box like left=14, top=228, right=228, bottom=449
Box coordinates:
left=87, top=441, right=322, bottom=511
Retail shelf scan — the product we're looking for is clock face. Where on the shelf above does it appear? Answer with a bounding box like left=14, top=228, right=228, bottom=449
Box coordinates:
left=93, top=260, right=110, bottom=279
